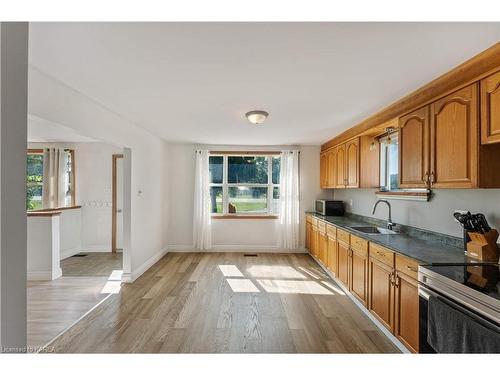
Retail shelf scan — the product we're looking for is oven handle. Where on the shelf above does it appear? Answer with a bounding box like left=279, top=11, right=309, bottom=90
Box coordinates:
left=418, top=284, right=438, bottom=301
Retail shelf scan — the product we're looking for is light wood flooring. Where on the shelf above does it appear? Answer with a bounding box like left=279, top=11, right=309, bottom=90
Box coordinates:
left=47, top=252, right=399, bottom=353
left=28, top=276, right=111, bottom=348
left=61, top=252, right=123, bottom=276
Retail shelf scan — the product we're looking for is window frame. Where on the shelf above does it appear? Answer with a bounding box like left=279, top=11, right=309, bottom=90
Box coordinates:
left=209, top=152, right=280, bottom=218
left=26, top=148, right=76, bottom=211
left=379, top=133, right=399, bottom=191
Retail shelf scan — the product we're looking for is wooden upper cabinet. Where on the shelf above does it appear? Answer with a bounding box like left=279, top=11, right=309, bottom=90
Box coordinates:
left=399, top=106, right=430, bottom=188
left=430, top=83, right=479, bottom=188
left=327, top=149, right=336, bottom=188
left=345, top=138, right=360, bottom=188
left=320, top=152, right=328, bottom=188
left=359, top=135, right=380, bottom=188
left=335, top=144, right=346, bottom=188
left=481, top=70, right=500, bottom=144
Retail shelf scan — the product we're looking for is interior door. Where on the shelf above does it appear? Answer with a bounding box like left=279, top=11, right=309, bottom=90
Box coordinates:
left=399, top=106, right=430, bottom=188
left=113, top=154, right=124, bottom=252
left=430, top=83, right=479, bottom=188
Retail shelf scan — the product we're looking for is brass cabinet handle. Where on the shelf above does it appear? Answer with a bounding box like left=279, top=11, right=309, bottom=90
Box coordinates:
left=424, top=172, right=429, bottom=185
left=406, top=265, right=418, bottom=272
left=429, top=171, right=435, bottom=186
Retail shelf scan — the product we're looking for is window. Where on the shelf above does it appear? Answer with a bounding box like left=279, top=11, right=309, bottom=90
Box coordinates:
left=26, top=151, right=44, bottom=210
left=26, top=149, right=75, bottom=210
left=379, top=133, right=399, bottom=191
left=209, top=154, right=281, bottom=216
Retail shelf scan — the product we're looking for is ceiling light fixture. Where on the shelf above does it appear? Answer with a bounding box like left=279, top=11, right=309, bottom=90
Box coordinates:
left=245, top=110, right=269, bottom=125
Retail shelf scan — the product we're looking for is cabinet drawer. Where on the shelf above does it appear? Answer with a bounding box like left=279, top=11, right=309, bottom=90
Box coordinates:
left=306, top=214, right=313, bottom=223
left=350, top=234, right=368, bottom=255
left=337, top=228, right=350, bottom=244
left=369, top=243, right=395, bottom=267
left=326, top=224, right=336, bottom=238
left=317, top=220, right=326, bottom=233
left=395, top=254, right=419, bottom=279
left=311, top=217, right=318, bottom=226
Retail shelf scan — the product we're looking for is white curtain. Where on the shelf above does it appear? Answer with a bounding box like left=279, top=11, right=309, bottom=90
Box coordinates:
left=42, top=148, right=67, bottom=209
left=278, top=150, right=300, bottom=250
left=193, top=150, right=212, bottom=250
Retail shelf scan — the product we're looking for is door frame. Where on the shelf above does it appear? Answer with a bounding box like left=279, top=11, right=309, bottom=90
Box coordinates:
left=111, top=154, right=124, bottom=253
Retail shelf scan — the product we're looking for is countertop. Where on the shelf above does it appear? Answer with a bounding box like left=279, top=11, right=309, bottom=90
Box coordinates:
left=307, top=212, right=477, bottom=265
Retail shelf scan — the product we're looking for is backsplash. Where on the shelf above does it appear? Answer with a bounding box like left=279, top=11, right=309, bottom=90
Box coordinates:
left=334, top=188, right=500, bottom=244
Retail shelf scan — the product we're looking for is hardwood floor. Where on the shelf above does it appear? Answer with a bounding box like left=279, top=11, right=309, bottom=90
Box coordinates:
left=28, top=277, right=112, bottom=348
left=48, top=252, right=399, bottom=353
left=61, top=252, right=123, bottom=276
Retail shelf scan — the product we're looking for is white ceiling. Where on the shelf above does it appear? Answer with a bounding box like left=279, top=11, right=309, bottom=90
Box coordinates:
left=28, top=115, right=99, bottom=143
left=28, top=23, right=500, bottom=145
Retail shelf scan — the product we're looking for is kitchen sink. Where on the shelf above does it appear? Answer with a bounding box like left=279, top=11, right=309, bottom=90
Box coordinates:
left=349, top=226, right=398, bottom=235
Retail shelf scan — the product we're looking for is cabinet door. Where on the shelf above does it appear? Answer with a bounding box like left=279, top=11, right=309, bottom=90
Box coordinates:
left=430, top=83, right=479, bottom=188
left=310, top=226, right=318, bottom=257
left=327, top=150, right=336, bottom=188
left=481, top=70, right=500, bottom=144
left=305, top=222, right=312, bottom=250
left=368, top=258, right=394, bottom=332
left=394, top=272, right=419, bottom=353
left=327, top=235, right=338, bottom=275
left=320, top=152, right=328, bottom=188
left=345, top=138, right=359, bottom=188
left=336, top=240, right=350, bottom=286
left=399, top=106, right=430, bottom=188
left=350, top=248, right=368, bottom=306
left=318, top=231, right=327, bottom=264
left=335, top=145, right=346, bottom=188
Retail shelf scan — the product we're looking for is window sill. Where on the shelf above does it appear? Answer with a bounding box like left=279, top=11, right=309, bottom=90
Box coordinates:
left=28, top=205, right=82, bottom=213
left=211, top=215, right=279, bottom=220
left=375, top=190, right=430, bottom=202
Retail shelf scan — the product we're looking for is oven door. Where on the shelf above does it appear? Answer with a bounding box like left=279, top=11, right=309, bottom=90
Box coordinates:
left=418, top=285, right=437, bottom=353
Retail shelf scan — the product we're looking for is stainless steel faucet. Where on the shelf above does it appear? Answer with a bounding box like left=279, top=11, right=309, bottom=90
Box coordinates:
left=372, top=199, right=394, bottom=230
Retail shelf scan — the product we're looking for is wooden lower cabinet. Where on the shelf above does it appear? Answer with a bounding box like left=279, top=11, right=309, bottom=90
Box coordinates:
left=318, top=230, right=327, bottom=264
left=349, top=245, right=368, bottom=306
left=310, top=225, right=318, bottom=258
left=368, top=257, right=395, bottom=332
left=394, top=271, right=419, bottom=353
left=327, top=234, right=337, bottom=274
left=337, top=240, right=350, bottom=286
left=305, top=221, right=312, bottom=250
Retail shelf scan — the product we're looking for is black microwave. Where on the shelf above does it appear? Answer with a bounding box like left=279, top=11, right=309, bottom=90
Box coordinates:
left=315, top=200, right=344, bottom=216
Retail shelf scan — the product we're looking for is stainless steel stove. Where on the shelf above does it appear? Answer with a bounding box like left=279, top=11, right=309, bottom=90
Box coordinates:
left=418, top=263, right=500, bottom=353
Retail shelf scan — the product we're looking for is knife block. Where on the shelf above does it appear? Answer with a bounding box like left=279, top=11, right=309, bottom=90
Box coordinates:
left=466, top=229, right=499, bottom=261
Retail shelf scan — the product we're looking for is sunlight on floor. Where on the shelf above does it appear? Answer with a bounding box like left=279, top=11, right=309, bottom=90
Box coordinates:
left=218, top=265, right=244, bottom=277
left=321, top=281, right=346, bottom=295
left=246, top=265, right=307, bottom=279
left=256, top=279, right=333, bottom=295
left=100, top=270, right=123, bottom=294
left=226, top=278, right=260, bottom=293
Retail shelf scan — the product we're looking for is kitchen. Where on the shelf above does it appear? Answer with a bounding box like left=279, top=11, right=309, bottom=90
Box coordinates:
left=306, top=42, right=500, bottom=353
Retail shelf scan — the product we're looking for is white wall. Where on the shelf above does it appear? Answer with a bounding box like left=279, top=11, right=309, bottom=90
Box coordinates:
left=167, top=143, right=330, bottom=251
left=334, top=188, right=500, bottom=242
left=28, top=67, right=170, bottom=282
left=0, top=22, right=28, bottom=349
left=29, top=142, right=123, bottom=252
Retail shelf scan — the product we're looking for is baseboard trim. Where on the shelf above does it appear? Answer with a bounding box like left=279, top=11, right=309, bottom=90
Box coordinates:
left=80, top=246, right=113, bottom=252
left=310, top=255, right=409, bottom=353
left=60, top=247, right=81, bottom=260
left=121, top=248, right=169, bottom=284
left=168, top=244, right=308, bottom=253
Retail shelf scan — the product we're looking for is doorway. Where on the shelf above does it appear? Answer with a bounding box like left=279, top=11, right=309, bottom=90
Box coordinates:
left=112, top=154, right=124, bottom=253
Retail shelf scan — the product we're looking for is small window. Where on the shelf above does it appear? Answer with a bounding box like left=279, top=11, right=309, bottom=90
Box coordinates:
left=26, top=149, right=75, bottom=210
left=209, top=154, right=280, bottom=216
left=379, top=133, right=399, bottom=191
left=26, top=152, right=44, bottom=210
